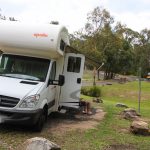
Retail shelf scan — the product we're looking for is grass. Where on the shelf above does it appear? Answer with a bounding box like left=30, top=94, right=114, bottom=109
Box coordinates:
left=0, top=81, right=150, bottom=149
left=83, top=100, right=150, bottom=150
left=81, top=81, right=150, bottom=149
left=101, top=81, right=150, bottom=118
left=83, top=70, right=93, bottom=81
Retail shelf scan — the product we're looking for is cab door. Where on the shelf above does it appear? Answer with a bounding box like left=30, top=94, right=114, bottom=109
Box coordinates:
left=47, top=61, right=56, bottom=110
left=59, top=53, right=85, bottom=108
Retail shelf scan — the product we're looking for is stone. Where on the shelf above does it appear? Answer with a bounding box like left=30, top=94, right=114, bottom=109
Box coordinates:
left=97, top=98, right=103, bottom=103
left=93, top=97, right=97, bottom=103
left=123, top=112, right=139, bottom=120
left=121, top=108, right=140, bottom=120
left=93, top=97, right=103, bottom=103
left=124, top=108, right=137, bottom=113
left=116, top=103, right=128, bottom=108
left=130, top=120, right=150, bottom=136
left=19, top=137, right=61, bottom=150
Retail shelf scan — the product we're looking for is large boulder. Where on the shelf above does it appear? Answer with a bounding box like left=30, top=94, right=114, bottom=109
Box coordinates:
left=19, top=137, right=61, bottom=150
left=130, top=120, right=150, bottom=136
left=121, top=108, right=140, bottom=120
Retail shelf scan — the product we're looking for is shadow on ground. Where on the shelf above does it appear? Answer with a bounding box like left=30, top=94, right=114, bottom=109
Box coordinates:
left=0, top=107, right=105, bottom=133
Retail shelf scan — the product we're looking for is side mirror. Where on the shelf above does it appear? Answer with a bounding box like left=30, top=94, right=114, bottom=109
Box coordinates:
left=58, top=75, right=65, bottom=86
left=48, top=75, right=65, bottom=86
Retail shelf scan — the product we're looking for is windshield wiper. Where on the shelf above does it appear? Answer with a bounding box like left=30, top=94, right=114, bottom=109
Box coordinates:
left=0, top=74, right=8, bottom=77
left=0, top=74, right=19, bottom=79
left=0, top=73, right=41, bottom=81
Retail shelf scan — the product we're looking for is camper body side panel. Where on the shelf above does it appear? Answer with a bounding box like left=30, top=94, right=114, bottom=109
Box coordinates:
left=0, top=21, right=69, bottom=59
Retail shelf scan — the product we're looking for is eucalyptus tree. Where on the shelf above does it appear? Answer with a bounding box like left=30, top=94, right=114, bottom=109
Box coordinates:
left=70, top=7, right=140, bottom=79
left=133, top=29, right=150, bottom=77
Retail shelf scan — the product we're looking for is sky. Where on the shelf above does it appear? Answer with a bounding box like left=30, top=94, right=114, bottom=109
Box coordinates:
left=0, top=0, right=150, bottom=33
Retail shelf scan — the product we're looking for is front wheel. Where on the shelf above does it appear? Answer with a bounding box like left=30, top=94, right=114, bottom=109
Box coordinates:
left=34, top=109, right=47, bottom=132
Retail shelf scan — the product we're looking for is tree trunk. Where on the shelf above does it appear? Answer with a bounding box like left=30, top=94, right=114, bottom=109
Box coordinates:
left=104, top=70, right=115, bottom=80
left=104, top=70, right=109, bottom=80
left=97, top=70, right=100, bottom=80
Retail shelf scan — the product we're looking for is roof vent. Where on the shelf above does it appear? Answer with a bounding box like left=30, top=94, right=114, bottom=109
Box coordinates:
left=50, top=21, right=59, bottom=25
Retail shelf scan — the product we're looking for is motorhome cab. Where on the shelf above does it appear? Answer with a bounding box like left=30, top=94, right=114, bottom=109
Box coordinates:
left=0, top=21, right=85, bottom=131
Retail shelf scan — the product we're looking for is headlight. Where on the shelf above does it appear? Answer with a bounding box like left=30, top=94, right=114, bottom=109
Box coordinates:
left=19, top=94, right=40, bottom=108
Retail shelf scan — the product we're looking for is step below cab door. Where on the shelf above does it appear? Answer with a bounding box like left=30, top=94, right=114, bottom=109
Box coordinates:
left=59, top=53, right=85, bottom=109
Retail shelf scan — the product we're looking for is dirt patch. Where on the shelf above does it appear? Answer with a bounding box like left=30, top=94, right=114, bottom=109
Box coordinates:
left=0, top=107, right=105, bottom=150
left=105, top=144, right=137, bottom=150
left=45, top=108, right=105, bottom=133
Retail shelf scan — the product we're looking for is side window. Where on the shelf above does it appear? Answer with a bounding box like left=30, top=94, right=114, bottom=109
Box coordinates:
left=50, top=61, right=56, bottom=80
left=60, top=40, right=66, bottom=51
left=67, top=56, right=81, bottom=73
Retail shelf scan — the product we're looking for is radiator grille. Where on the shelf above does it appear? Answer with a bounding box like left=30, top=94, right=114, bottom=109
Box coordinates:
left=0, top=95, right=20, bottom=108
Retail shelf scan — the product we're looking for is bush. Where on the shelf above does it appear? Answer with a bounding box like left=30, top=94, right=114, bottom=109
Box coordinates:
left=81, top=86, right=101, bottom=97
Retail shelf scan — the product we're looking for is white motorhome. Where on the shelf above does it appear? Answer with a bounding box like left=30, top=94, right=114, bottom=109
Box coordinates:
left=0, top=21, right=85, bottom=131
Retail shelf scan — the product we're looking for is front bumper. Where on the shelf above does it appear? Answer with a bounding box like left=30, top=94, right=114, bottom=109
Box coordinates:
left=0, top=108, right=42, bottom=125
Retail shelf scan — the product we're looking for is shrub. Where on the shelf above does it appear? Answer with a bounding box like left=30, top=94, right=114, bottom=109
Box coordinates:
left=81, top=86, right=101, bottom=97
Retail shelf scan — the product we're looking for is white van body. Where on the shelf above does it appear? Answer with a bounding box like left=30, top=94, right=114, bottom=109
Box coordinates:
left=0, top=21, right=85, bottom=130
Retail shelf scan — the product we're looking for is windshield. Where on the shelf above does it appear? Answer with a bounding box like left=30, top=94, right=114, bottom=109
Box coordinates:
left=0, top=54, right=50, bottom=81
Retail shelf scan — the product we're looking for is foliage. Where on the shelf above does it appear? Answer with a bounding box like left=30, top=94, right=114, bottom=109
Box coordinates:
left=132, top=29, right=150, bottom=77
left=0, top=9, right=17, bottom=21
left=81, top=86, right=101, bottom=97
left=70, top=6, right=150, bottom=79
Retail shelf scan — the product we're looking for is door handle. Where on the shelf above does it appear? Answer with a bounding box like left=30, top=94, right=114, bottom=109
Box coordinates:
left=77, top=78, right=81, bottom=84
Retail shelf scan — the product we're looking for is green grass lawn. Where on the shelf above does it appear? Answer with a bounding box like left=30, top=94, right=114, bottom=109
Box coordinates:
left=81, top=81, right=150, bottom=150
left=0, top=81, right=150, bottom=150
left=101, top=81, right=150, bottom=118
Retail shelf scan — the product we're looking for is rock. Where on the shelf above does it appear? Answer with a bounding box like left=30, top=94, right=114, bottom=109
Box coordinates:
left=121, top=108, right=140, bottom=120
left=123, top=111, right=139, bottom=120
left=130, top=120, right=150, bottom=136
left=116, top=103, right=128, bottom=108
left=19, top=137, right=61, bottom=150
left=92, top=97, right=97, bottom=102
left=106, top=83, right=112, bottom=85
left=93, top=97, right=103, bottom=103
left=119, top=77, right=127, bottom=84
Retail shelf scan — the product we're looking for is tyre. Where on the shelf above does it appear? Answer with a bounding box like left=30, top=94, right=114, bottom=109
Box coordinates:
left=34, top=109, right=47, bottom=132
